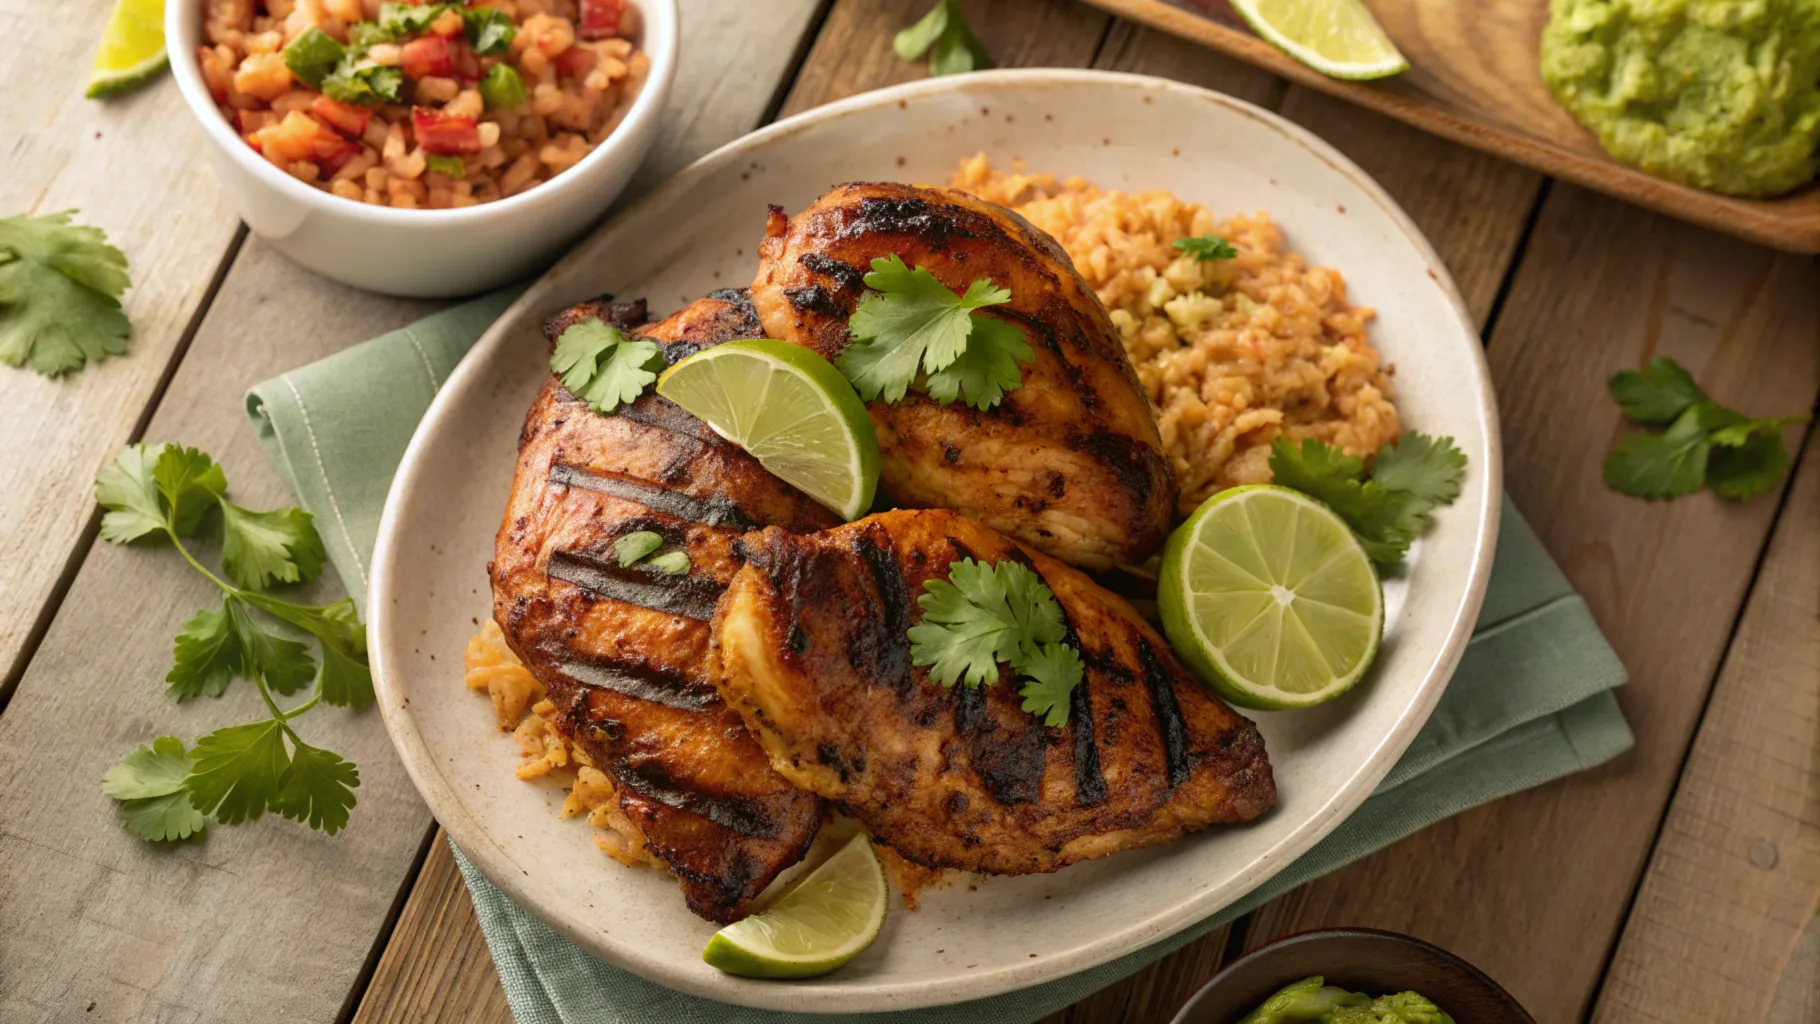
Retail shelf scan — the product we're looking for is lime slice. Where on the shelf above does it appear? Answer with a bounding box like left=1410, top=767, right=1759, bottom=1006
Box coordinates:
left=1229, top=0, right=1409, bottom=80
left=657, top=339, right=879, bottom=520
left=1158, top=485, right=1383, bottom=710
left=702, top=832, right=887, bottom=979
left=88, top=0, right=169, bottom=99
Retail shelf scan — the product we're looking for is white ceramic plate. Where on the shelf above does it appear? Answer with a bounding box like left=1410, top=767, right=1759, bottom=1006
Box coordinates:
left=370, top=69, right=1502, bottom=1014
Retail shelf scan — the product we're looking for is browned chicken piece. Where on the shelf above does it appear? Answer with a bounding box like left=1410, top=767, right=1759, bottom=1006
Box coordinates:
left=712, top=508, right=1275, bottom=875
left=751, top=182, right=1179, bottom=570
left=491, top=289, right=839, bottom=923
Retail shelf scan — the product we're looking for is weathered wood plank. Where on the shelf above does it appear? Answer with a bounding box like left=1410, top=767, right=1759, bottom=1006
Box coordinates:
left=0, top=0, right=241, bottom=694
left=1245, top=187, right=1820, bottom=1023
left=1591, top=427, right=1820, bottom=1024
left=0, top=2, right=828, bottom=1020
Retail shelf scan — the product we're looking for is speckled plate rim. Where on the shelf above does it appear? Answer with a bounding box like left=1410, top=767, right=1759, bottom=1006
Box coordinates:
left=369, top=68, right=1502, bottom=1013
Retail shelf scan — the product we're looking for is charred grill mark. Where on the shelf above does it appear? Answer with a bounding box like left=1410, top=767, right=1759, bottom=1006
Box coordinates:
left=554, top=656, right=718, bottom=711
left=1137, top=639, right=1193, bottom=788
left=838, top=194, right=989, bottom=248
left=1074, top=430, right=1158, bottom=509
left=550, top=462, right=758, bottom=530
left=742, top=535, right=813, bottom=654
left=798, top=252, right=866, bottom=293
left=614, top=396, right=731, bottom=448
left=783, top=284, right=845, bottom=318
left=547, top=550, right=724, bottom=621
left=542, top=295, right=649, bottom=341
left=969, top=720, right=1045, bottom=806
left=853, top=532, right=914, bottom=693
left=614, top=764, right=781, bottom=839
left=1069, top=679, right=1107, bottom=807
left=705, top=287, right=762, bottom=327
left=955, top=684, right=985, bottom=733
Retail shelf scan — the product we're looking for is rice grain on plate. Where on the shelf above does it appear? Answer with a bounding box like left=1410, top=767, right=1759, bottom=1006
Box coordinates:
left=952, top=156, right=1400, bottom=516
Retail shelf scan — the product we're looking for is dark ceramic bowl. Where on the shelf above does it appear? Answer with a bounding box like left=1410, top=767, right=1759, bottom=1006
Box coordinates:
left=1170, top=928, right=1536, bottom=1024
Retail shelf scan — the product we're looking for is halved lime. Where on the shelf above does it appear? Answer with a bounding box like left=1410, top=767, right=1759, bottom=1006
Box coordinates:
left=1158, top=485, right=1383, bottom=710
left=88, top=0, right=169, bottom=99
left=702, top=832, right=887, bottom=979
left=657, top=339, right=879, bottom=520
left=1229, top=0, right=1408, bottom=81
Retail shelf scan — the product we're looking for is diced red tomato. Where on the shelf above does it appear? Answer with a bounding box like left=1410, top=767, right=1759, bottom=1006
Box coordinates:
left=310, top=95, right=374, bottom=138
left=577, top=0, right=624, bottom=40
left=400, top=34, right=453, bottom=78
left=450, top=40, right=483, bottom=83
left=555, top=46, right=596, bottom=79
left=411, top=107, right=483, bottom=154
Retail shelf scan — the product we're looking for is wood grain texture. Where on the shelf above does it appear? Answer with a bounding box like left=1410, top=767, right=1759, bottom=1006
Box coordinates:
left=0, top=242, right=439, bottom=1024
left=0, top=0, right=241, bottom=695
left=1079, top=0, right=1820, bottom=253
left=1591, top=427, right=1820, bottom=1024
left=1246, top=185, right=1820, bottom=1024
left=350, top=839, right=515, bottom=1024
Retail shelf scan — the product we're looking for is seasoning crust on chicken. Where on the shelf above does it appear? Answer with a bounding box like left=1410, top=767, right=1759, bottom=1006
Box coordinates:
left=490, top=289, right=837, bottom=923
left=712, top=508, right=1276, bottom=875
left=751, top=182, right=1179, bottom=570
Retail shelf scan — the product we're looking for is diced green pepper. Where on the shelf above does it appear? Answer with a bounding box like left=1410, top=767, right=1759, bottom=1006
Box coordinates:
left=479, top=63, right=527, bottom=110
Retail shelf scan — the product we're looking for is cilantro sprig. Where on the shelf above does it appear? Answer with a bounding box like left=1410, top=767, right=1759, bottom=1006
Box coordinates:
left=907, top=558, right=1085, bottom=726
left=0, top=210, right=133, bottom=378
left=836, top=255, right=1033, bottom=411
left=894, top=0, right=994, bottom=77
left=1603, top=357, right=1808, bottom=501
left=95, top=443, right=370, bottom=842
left=1269, top=431, right=1466, bottom=568
left=551, top=318, right=664, bottom=415
left=1173, top=235, right=1238, bottom=261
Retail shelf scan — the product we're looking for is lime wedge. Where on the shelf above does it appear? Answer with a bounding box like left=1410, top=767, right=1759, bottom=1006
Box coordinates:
left=88, top=0, right=169, bottom=99
left=1229, top=0, right=1408, bottom=80
left=1158, top=485, right=1383, bottom=710
left=657, top=339, right=879, bottom=520
left=702, top=832, right=887, bottom=979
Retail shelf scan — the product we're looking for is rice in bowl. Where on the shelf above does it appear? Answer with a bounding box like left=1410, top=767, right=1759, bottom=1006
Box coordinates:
left=952, top=156, right=1401, bottom=516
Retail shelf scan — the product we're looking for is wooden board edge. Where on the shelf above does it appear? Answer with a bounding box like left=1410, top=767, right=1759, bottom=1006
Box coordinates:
left=1078, top=0, right=1820, bottom=254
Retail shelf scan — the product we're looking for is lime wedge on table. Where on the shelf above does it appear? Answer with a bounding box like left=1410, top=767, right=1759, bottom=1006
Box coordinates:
left=1229, top=0, right=1409, bottom=81
left=657, top=339, right=879, bottom=521
left=702, top=832, right=887, bottom=979
left=88, top=0, right=169, bottom=99
left=1158, top=485, right=1383, bottom=710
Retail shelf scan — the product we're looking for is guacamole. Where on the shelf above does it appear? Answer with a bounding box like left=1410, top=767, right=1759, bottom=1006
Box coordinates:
left=1238, top=976, right=1455, bottom=1024
left=1540, top=0, right=1820, bottom=196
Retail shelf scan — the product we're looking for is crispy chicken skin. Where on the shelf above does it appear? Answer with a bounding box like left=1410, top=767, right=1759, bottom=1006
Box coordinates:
left=751, top=182, right=1179, bottom=570
left=491, top=289, right=838, bottom=922
left=712, top=508, right=1276, bottom=875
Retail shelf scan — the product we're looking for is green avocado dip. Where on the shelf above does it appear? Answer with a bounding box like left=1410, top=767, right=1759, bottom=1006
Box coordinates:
left=1238, top=976, right=1456, bottom=1024
left=1540, top=0, right=1820, bottom=196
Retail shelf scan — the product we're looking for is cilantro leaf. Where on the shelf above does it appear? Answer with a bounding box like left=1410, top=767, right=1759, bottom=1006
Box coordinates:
left=0, top=210, right=132, bottom=378
left=186, top=720, right=291, bottom=826
left=153, top=444, right=229, bottom=536
left=271, top=741, right=359, bottom=835
left=837, top=256, right=1022, bottom=405
left=166, top=603, right=244, bottom=701
left=615, top=530, right=663, bottom=566
left=321, top=62, right=403, bottom=106
left=348, top=20, right=395, bottom=48
left=1609, top=357, right=1706, bottom=424
left=923, top=315, right=1032, bottom=410
left=646, top=551, right=690, bottom=575
left=895, top=0, right=993, bottom=76
left=1603, top=401, right=1742, bottom=500
left=377, top=2, right=449, bottom=36
left=425, top=154, right=465, bottom=179
left=101, top=736, right=195, bottom=800
left=908, top=558, right=1065, bottom=688
left=1017, top=641, right=1084, bottom=727
left=1368, top=432, right=1466, bottom=515
left=220, top=501, right=327, bottom=591
left=227, top=596, right=316, bottom=697
left=550, top=318, right=663, bottom=415
left=893, top=0, right=949, bottom=59
left=1173, top=235, right=1238, bottom=261
left=282, top=27, right=346, bottom=87
left=253, top=595, right=373, bottom=707
left=96, top=443, right=173, bottom=543
left=1707, top=425, right=1794, bottom=500
left=462, top=5, right=517, bottom=54
left=102, top=738, right=206, bottom=841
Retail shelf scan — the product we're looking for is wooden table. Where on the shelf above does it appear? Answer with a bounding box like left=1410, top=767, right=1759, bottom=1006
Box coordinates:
left=2, top=2, right=1815, bottom=1021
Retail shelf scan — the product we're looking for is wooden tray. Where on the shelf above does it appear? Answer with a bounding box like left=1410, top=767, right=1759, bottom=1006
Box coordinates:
left=1082, top=0, right=1820, bottom=252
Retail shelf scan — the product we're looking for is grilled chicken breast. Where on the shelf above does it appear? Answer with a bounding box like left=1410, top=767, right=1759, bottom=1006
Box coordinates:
left=491, top=289, right=838, bottom=922
left=712, top=508, right=1275, bottom=875
left=751, top=182, right=1179, bottom=570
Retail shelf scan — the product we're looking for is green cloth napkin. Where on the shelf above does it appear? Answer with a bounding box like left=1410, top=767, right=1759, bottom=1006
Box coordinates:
left=247, top=293, right=1634, bottom=1024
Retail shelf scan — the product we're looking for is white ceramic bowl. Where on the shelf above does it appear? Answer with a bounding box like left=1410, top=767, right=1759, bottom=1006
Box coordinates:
left=167, top=0, right=677, bottom=297
left=371, top=70, right=1502, bottom=1012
